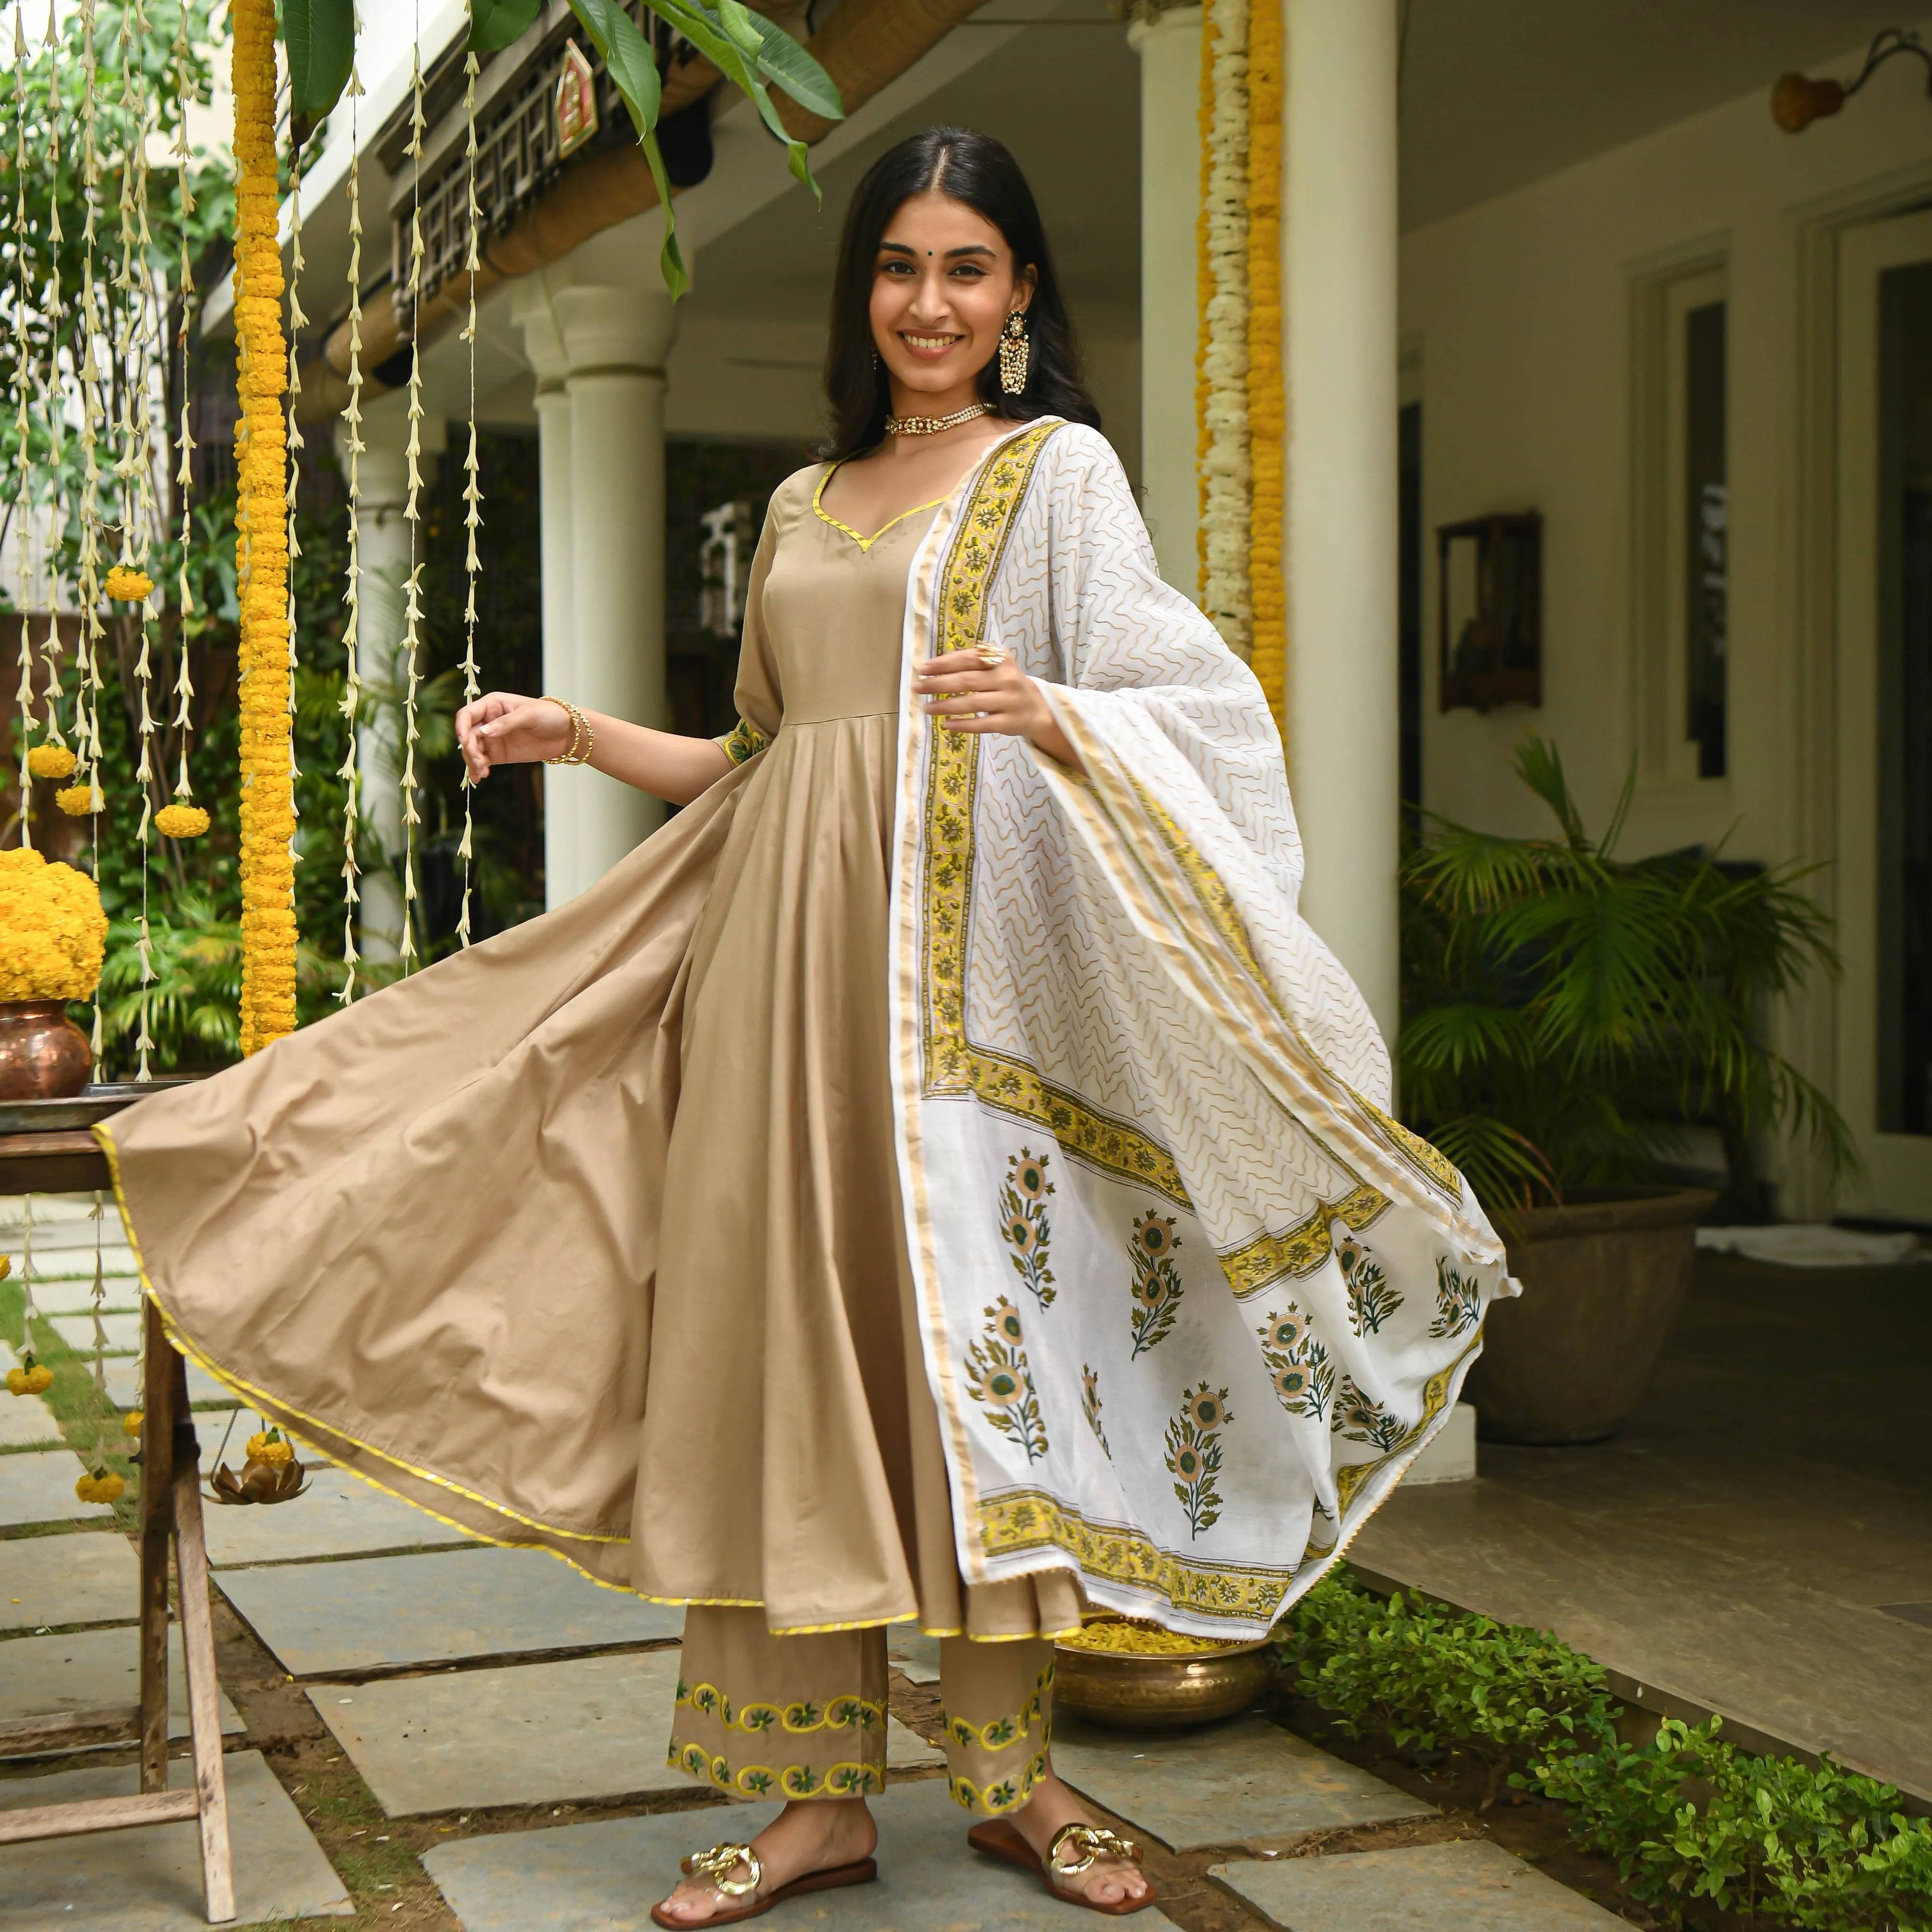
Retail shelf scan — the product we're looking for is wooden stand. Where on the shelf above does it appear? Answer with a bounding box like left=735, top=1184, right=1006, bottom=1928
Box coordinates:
left=0, top=1133, right=235, bottom=1923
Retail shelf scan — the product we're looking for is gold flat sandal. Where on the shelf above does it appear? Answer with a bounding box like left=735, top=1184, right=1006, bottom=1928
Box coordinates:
left=967, top=1819, right=1158, bottom=1916
left=649, top=1842, right=879, bottom=1929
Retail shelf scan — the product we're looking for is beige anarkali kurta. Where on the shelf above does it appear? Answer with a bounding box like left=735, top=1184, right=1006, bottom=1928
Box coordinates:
left=102, top=420, right=1514, bottom=1685
left=642, top=465, right=1079, bottom=1639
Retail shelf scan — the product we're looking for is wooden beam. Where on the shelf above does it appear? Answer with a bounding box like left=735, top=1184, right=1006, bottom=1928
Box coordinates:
left=0, top=1788, right=200, bottom=1844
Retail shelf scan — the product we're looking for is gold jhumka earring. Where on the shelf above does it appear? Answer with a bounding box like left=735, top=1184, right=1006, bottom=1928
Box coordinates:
left=999, top=311, right=1030, bottom=394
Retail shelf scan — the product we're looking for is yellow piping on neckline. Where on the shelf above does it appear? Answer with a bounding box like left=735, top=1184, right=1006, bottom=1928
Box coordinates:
left=812, top=461, right=945, bottom=553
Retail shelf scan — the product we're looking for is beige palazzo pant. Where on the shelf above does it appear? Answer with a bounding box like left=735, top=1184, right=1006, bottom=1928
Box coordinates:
left=673, top=1610, right=1055, bottom=1816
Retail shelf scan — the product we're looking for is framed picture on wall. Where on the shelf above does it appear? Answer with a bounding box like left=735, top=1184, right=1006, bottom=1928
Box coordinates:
left=1437, top=511, right=1542, bottom=711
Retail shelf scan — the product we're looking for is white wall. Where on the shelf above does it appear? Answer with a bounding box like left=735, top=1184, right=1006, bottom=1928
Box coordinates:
left=1400, top=23, right=1932, bottom=870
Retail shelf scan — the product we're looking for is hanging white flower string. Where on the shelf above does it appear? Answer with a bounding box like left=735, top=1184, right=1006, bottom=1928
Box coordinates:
left=115, top=0, right=160, bottom=1078
left=398, top=30, right=426, bottom=964
left=285, top=128, right=305, bottom=853
left=1199, top=0, right=1251, bottom=657
left=455, top=40, right=483, bottom=949
left=336, top=28, right=366, bottom=1000
left=168, top=2, right=200, bottom=824
left=27, top=0, right=66, bottom=788
left=10, top=4, right=34, bottom=835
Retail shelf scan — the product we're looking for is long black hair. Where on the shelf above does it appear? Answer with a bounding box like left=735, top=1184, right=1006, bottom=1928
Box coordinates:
left=821, top=127, right=1101, bottom=460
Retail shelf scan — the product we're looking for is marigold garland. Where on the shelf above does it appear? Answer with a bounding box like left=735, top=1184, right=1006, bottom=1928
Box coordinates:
left=56, top=782, right=100, bottom=816
left=231, top=0, right=297, bottom=1054
left=1245, top=0, right=1286, bottom=723
left=103, top=564, right=151, bottom=601
left=0, top=847, right=107, bottom=1002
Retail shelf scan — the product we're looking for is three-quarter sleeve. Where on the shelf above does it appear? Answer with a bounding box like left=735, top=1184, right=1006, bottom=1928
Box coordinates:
left=715, top=501, right=784, bottom=765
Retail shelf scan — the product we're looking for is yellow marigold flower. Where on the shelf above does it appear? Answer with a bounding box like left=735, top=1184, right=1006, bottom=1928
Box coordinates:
left=0, top=1255, right=8, bottom=1280
left=102, top=565, right=154, bottom=601
left=76, top=1468, right=126, bottom=1505
left=55, top=783, right=99, bottom=816
left=155, top=802, right=211, bottom=839
left=1058, top=1620, right=1233, bottom=1657
left=247, top=1429, right=293, bottom=1468
left=123, top=1409, right=143, bottom=1436
left=0, top=847, right=106, bottom=1001
left=25, top=743, right=75, bottom=780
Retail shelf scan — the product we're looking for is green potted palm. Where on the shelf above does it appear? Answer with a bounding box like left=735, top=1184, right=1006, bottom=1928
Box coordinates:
left=1400, top=737, right=1853, bottom=1444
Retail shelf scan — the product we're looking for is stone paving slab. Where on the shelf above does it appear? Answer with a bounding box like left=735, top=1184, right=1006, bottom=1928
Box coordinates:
left=219, top=1545, right=687, bottom=1676
left=201, top=1468, right=478, bottom=1569
left=0, top=1446, right=114, bottom=1527
left=100, top=1354, right=233, bottom=1409
left=888, top=1627, right=942, bottom=1683
left=1211, top=1837, right=1626, bottom=1929
left=49, top=1310, right=143, bottom=1353
left=0, top=1391, right=65, bottom=1447
left=310, top=1648, right=940, bottom=1815
left=424, top=1772, right=1177, bottom=1932
left=0, top=1748, right=353, bottom=1927
left=1053, top=1715, right=1431, bottom=1851
left=0, top=1528, right=139, bottom=1629
left=14, top=1275, right=142, bottom=1313
left=0, top=1624, right=243, bottom=1738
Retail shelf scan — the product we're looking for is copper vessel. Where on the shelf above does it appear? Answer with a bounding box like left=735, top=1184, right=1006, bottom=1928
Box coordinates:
left=0, top=1000, right=92, bottom=1101
left=1054, top=1618, right=1276, bottom=1731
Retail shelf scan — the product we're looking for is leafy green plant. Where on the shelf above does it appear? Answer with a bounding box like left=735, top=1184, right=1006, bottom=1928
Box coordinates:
left=1399, top=735, right=1854, bottom=1211
left=281, top=0, right=845, bottom=296
left=1280, top=1571, right=1932, bottom=1931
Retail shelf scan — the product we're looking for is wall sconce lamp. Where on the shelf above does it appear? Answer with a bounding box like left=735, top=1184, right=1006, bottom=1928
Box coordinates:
left=1773, top=27, right=1930, bottom=132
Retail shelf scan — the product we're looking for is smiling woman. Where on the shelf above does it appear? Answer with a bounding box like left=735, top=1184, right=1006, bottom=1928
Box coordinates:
left=102, top=120, right=1512, bottom=1932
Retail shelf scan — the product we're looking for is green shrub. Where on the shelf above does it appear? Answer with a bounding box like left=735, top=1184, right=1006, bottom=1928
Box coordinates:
left=1278, top=1571, right=1932, bottom=1932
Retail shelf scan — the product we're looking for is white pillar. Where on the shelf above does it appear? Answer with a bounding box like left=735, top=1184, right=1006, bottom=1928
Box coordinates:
left=1278, top=0, right=1400, bottom=1039
left=339, top=398, right=444, bottom=959
left=554, top=281, right=677, bottom=886
left=511, top=284, right=582, bottom=909
left=1129, top=5, right=1203, bottom=592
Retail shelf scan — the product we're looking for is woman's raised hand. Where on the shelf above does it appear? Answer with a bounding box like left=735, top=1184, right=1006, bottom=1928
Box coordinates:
left=912, top=646, right=1082, bottom=771
left=455, top=692, right=571, bottom=782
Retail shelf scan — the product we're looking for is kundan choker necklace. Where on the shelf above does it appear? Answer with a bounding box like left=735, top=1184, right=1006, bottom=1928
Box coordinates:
left=884, top=401, right=990, bottom=437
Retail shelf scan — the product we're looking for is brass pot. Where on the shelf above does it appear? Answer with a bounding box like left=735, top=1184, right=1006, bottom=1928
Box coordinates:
left=0, top=1000, right=92, bottom=1102
left=1054, top=1622, right=1275, bottom=1732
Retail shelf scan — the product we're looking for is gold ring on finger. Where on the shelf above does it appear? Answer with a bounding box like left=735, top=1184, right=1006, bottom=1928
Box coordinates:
left=976, top=644, right=1009, bottom=668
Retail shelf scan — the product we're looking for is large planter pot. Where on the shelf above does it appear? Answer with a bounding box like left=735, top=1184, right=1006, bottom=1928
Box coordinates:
left=0, top=999, right=92, bottom=1102
left=1464, top=1185, right=1718, bottom=1446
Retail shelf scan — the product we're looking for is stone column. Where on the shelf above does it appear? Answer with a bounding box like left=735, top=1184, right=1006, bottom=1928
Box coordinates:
left=339, top=395, right=444, bottom=959
left=1276, top=0, right=1401, bottom=1039
left=1129, top=5, right=1203, bottom=591
left=511, top=284, right=581, bottom=909
left=555, top=281, right=678, bottom=888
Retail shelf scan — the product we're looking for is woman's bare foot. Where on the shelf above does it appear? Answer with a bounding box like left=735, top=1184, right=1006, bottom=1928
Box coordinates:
left=655, top=1796, right=878, bottom=1925
left=1007, top=1769, right=1151, bottom=1908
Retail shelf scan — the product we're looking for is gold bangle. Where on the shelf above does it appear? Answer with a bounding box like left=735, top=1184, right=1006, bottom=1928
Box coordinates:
left=541, top=696, right=593, bottom=766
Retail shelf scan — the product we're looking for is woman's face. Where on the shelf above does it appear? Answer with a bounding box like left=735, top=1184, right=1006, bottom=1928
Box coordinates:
left=869, top=190, right=1034, bottom=403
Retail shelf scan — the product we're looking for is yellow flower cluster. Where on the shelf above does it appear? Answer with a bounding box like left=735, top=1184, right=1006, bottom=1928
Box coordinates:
left=155, top=801, right=210, bottom=839
left=76, top=1468, right=126, bottom=1505
left=103, top=564, right=154, bottom=601
left=0, top=847, right=107, bottom=1001
left=232, top=0, right=298, bottom=1054
left=1245, top=0, right=1286, bottom=720
left=55, top=783, right=101, bottom=817
left=25, top=743, right=75, bottom=781
left=4, top=1354, right=52, bottom=1397
left=1058, top=1620, right=1234, bottom=1657
left=246, top=1428, right=293, bottom=1467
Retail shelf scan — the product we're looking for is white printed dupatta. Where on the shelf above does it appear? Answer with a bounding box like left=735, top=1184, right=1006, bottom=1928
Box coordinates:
left=888, top=419, right=1518, bottom=1639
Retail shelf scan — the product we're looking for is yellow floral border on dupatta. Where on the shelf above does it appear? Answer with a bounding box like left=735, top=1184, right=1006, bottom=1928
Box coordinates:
left=917, top=421, right=1189, bottom=1207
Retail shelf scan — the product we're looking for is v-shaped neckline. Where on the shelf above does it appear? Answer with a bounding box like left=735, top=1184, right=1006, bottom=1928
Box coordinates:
left=811, top=463, right=945, bottom=553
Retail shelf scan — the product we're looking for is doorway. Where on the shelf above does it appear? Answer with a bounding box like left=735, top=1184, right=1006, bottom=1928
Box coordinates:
left=1837, top=211, right=1932, bottom=1217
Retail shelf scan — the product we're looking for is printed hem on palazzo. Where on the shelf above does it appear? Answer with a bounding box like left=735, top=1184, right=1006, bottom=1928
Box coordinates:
left=670, top=1740, right=886, bottom=1801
